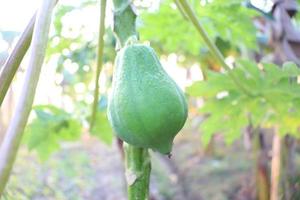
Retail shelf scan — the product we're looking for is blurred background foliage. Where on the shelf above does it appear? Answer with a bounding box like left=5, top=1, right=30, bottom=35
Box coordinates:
left=139, top=0, right=258, bottom=63
left=18, top=0, right=298, bottom=159
left=0, top=0, right=295, bottom=169
left=187, top=61, right=300, bottom=145
left=1, top=0, right=300, bottom=199
left=21, top=0, right=116, bottom=159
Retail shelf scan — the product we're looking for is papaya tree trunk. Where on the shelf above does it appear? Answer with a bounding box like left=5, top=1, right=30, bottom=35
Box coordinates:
left=282, top=135, right=296, bottom=200
left=270, top=131, right=282, bottom=200
left=254, top=130, right=270, bottom=200
left=125, top=145, right=151, bottom=200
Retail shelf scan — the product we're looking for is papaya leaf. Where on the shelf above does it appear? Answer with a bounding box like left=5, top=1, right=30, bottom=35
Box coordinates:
left=262, top=63, right=284, bottom=84
left=231, top=65, right=260, bottom=92
left=139, top=0, right=257, bottom=59
left=282, top=62, right=300, bottom=77
left=187, top=81, right=225, bottom=98
left=194, top=60, right=300, bottom=145
left=236, top=59, right=264, bottom=85
left=187, top=71, right=236, bottom=97
left=90, top=110, right=113, bottom=145
left=200, top=115, right=223, bottom=146
left=24, top=105, right=82, bottom=160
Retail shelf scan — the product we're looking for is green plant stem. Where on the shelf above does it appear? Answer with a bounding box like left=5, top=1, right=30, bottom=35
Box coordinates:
left=112, top=0, right=151, bottom=199
left=174, top=0, right=189, bottom=21
left=125, top=145, right=151, bottom=200
left=112, top=0, right=137, bottom=47
left=113, top=0, right=123, bottom=7
left=177, top=0, right=254, bottom=96
left=0, top=14, right=35, bottom=107
left=0, top=0, right=56, bottom=195
left=90, top=0, right=107, bottom=129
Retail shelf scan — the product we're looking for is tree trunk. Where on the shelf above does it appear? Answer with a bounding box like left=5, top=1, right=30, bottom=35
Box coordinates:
left=253, top=129, right=270, bottom=200
left=270, top=132, right=281, bottom=200
left=282, top=135, right=296, bottom=199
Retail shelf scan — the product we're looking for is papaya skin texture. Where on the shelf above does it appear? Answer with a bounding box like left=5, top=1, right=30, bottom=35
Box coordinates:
left=107, top=44, right=188, bottom=154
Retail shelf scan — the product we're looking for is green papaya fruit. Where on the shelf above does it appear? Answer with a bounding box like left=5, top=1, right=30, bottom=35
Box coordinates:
left=107, top=44, right=188, bottom=154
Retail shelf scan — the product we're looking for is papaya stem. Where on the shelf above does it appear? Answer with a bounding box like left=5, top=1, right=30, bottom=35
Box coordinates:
left=176, top=0, right=254, bottom=97
left=0, top=13, right=35, bottom=107
left=90, top=0, right=107, bottom=129
left=0, top=0, right=56, bottom=195
left=0, top=0, right=59, bottom=107
left=125, top=145, right=151, bottom=200
left=112, top=0, right=137, bottom=48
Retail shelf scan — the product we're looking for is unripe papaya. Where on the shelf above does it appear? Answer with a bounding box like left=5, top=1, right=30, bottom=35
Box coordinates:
left=107, top=44, right=188, bottom=154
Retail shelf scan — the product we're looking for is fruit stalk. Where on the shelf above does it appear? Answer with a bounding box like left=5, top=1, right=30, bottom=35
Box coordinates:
left=112, top=0, right=151, bottom=199
left=112, top=0, right=137, bottom=48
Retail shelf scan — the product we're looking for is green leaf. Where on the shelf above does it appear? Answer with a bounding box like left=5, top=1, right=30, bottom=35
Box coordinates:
left=187, top=71, right=236, bottom=97
left=186, top=81, right=222, bottom=97
left=199, top=91, right=247, bottom=144
left=200, top=115, right=223, bottom=146
left=33, top=137, right=60, bottom=161
left=139, top=0, right=257, bottom=59
left=193, top=59, right=300, bottom=144
left=282, top=62, right=300, bottom=77
left=236, top=59, right=263, bottom=82
left=232, top=66, right=259, bottom=91
left=90, top=110, right=113, bottom=145
left=263, top=63, right=285, bottom=84
left=24, top=105, right=82, bottom=160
